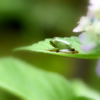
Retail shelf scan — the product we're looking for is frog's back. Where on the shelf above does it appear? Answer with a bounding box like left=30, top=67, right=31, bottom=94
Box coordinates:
left=53, top=38, right=74, bottom=50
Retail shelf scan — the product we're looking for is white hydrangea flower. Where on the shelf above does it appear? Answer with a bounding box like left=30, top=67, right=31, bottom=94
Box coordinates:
left=86, top=20, right=100, bottom=37
left=89, top=0, right=100, bottom=6
left=92, top=21, right=100, bottom=36
left=78, top=32, right=96, bottom=51
left=73, top=16, right=91, bottom=32
left=88, top=0, right=100, bottom=18
left=73, top=0, right=100, bottom=51
left=73, top=0, right=100, bottom=76
left=96, top=58, right=100, bottom=76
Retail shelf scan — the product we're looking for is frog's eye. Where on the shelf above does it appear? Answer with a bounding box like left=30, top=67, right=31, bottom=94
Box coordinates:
left=50, top=41, right=57, bottom=48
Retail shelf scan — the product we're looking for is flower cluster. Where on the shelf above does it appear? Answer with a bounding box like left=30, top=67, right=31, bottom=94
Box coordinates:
left=73, top=0, right=100, bottom=51
left=73, top=0, right=100, bottom=76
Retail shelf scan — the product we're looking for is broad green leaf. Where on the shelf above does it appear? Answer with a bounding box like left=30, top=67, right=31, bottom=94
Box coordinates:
left=0, top=58, right=99, bottom=100
left=72, top=80, right=100, bottom=100
left=0, top=57, right=74, bottom=100
left=14, top=36, right=100, bottom=59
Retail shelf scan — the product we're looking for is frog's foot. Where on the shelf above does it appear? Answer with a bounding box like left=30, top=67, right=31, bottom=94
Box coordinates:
left=47, top=48, right=59, bottom=52
left=59, top=49, right=79, bottom=54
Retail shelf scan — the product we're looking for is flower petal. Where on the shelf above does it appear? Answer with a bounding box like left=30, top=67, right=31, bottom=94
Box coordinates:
left=89, top=0, right=100, bottom=6
left=96, top=59, right=100, bottom=76
left=81, top=43, right=96, bottom=51
left=79, top=32, right=96, bottom=51
left=73, top=17, right=90, bottom=32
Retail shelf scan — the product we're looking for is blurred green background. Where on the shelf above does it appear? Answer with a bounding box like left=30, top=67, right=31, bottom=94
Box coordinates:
left=0, top=0, right=99, bottom=97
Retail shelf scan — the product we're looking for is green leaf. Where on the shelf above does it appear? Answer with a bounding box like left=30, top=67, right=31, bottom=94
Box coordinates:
left=0, top=58, right=99, bottom=100
left=0, top=57, right=74, bottom=100
left=0, top=88, right=21, bottom=100
left=73, top=97, right=94, bottom=100
left=14, top=36, right=100, bottom=59
left=72, top=80, right=100, bottom=100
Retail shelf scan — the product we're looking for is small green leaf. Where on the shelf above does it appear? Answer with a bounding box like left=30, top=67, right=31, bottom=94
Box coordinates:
left=0, top=57, right=74, bottom=100
left=14, top=36, right=100, bottom=59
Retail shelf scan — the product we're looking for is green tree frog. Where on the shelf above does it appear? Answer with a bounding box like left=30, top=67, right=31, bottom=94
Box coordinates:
left=49, top=38, right=78, bottom=54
